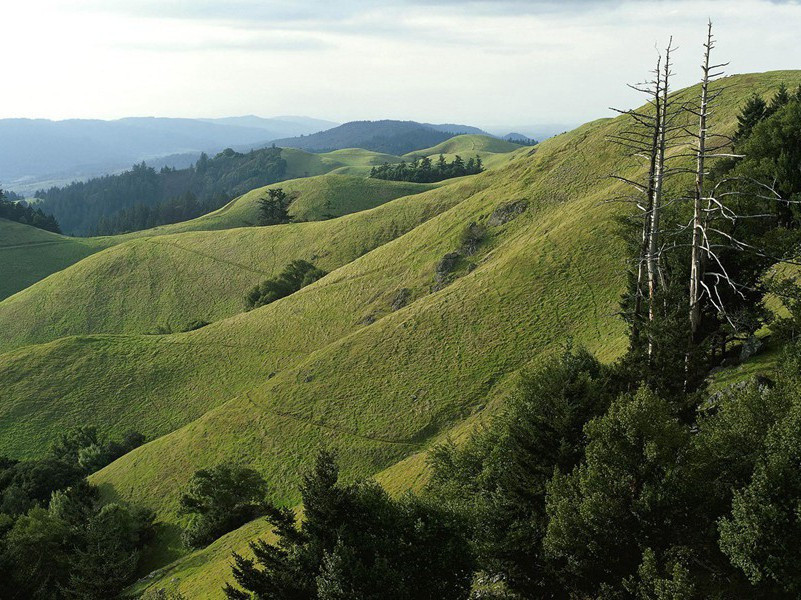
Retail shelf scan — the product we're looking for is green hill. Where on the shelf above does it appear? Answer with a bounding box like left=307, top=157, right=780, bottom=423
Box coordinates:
left=404, top=133, right=527, bottom=169
left=0, top=173, right=432, bottom=310
left=0, top=177, right=445, bottom=353
left=0, top=219, right=109, bottom=300
left=1, top=70, right=799, bottom=598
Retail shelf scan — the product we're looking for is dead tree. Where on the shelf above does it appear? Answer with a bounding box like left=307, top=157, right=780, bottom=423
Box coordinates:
left=686, top=21, right=730, bottom=342
left=608, top=54, right=663, bottom=338
left=609, top=37, right=684, bottom=355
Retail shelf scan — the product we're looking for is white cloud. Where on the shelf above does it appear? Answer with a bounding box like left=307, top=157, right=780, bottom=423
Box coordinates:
left=0, top=0, right=799, bottom=125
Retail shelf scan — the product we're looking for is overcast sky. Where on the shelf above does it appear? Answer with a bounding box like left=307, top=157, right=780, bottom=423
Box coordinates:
left=1, top=0, right=800, bottom=128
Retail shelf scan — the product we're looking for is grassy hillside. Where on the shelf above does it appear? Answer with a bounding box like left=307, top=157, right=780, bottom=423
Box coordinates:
left=0, top=149, right=420, bottom=299
left=0, top=178, right=449, bottom=353
left=2, top=70, right=799, bottom=597
left=0, top=172, right=431, bottom=310
left=0, top=219, right=109, bottom=300
left=405, top=133, right=527, bottom=169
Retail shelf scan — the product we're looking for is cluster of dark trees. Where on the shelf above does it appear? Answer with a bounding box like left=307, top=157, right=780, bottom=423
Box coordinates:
left=245, top=260, right=327, bottom=310
left=180, top=78, right=801, bottom=599
left=0, top=189, right=61, bottom=233
left=33, top=147, right=288, bottom=235
left=0, top=426, right=150, bottom=599
left=370, top=154, right=483, bottom=183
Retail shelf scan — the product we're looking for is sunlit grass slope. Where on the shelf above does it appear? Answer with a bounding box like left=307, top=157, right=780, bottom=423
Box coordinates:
left=406, top=133, right=527, bottom=168
left=0, top=178, right=453, bottom=354
left=3, top=70, right=799, bottom=597
left=0, top=151, right=413, bottom=298
left=104, top=174, right=436, bottom=237
left=0, top=219, right=110, bottom=300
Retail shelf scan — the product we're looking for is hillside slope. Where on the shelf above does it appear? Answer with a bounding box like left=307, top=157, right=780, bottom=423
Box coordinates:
left=405, top=133, right=527, bottom=169
left=2, top=70, right=799, bottom=597
left=0, top=219, right=110, bottom=300
left=0, top=171, right=429, bottom=306
left=271, top=120, right=483, bottom=154
left=0, top=177, right=443, bottom=353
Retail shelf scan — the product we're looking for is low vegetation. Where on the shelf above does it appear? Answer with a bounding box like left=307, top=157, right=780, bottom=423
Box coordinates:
left=0, top=427, right=151, bottom=599
left=224, top=451, right=474, bottom=600
left=179, top=464, right=271, bottom=549
left=245, top=260, right=327, bottom=310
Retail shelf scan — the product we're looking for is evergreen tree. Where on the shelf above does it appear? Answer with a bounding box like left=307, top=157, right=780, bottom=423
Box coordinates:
left=258, top=188, right=292, bottom=225
left=734, top=93, right=767, bottom=142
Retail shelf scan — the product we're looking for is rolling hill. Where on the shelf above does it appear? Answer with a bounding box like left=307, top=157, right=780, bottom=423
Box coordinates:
left=270, top=120, right=490, bottom=155
left=405, top=134, right=528, bottom=169
left=0, top=176, right=442, bottom=353
left=0, top=139, right=519, bottom=300
left=1, top=70, right=798, bottom=597
left=0, top=219, right=111, bottom=300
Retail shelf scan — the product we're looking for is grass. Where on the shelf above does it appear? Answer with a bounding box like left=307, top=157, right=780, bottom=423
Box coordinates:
left=0, top=177, right=454, bottom=353
left=404, top=133, right=528, bottom=169
left=2, top=71, right=801, bottom=598
left=0, top=148, right=423, bottom=299
left=0, top=219, right=110, bottom=300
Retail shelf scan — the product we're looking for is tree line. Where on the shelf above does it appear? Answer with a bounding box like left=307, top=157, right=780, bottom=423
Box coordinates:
left=370, top=154, right=483, bottom=183
left=0, top=189, right=61, bottom=233
left=33, top=147, right=288, bottom=235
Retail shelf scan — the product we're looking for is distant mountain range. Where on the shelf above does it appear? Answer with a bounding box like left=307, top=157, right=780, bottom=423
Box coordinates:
left=1, top=117, right=533, bottom=195
left=269, top=120, right=490, bottom=155
left=0, top=116, right=338, bottom=193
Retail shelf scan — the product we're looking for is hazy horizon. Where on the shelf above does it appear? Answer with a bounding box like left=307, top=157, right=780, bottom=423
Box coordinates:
left=3, top=0, right=801, bottom=126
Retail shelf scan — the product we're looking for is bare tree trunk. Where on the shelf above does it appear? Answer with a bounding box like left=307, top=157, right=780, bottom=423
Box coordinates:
left=631, top=58, right=662, bottom=341
left=647, top=39, right=674, bottom=356
left=689, top=22, right=714, bottom=341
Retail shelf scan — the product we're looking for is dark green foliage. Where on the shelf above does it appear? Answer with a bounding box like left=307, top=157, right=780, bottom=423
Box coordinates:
left=732, top=98, right=801, bottom=228
left=734, top=94, right=767, bottom=143
left=0, top=458, right=83, bottom=516
left=258, top=187, right=292, bottom=225
left=225, top=450, right=474, bottom=600
left=245, top=260, right=327, bottom=310
left=427, top=347, right=611, bottom=597
left=65, top=503, right=155, bottom=599
left=0, top=189, right=61, bottom=233
left=0, top=480, right=155, bottom=600
left=718, top=353, right=801, bottom=594
left=543, top=387, right=692, bottom=595
left=179, top=464, right=272, bottom=549
left=34, top=147, right=287, bottom=235
left=370, top=154, right=483, bottom=183
left=49, top=425, right=146, bottom=475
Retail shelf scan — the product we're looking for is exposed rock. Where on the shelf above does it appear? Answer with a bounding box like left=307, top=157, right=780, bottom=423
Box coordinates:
left=739, top=335, right=764, bottom=362
left=390, top=288, right=412, bottom=311
left=433, top=252, right=461, bottom=290
left=436, top=252, right=460, bottom=278
left=362, top=314, right=376, bottom=325
left=488, top=200, right=528, bottom=227
left=460, top=222, right=487, bottom=255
